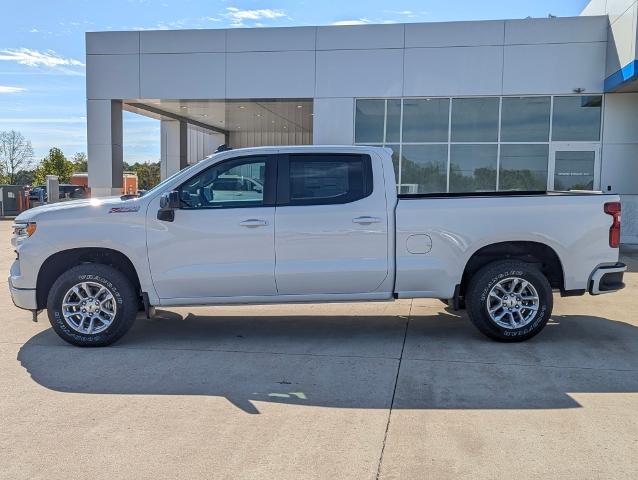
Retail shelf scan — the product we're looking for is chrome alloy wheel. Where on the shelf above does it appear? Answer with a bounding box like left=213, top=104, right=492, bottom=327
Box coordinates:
left=486, top=277, right=540, bottom=329
left=61, top=281, right=117, bottom=334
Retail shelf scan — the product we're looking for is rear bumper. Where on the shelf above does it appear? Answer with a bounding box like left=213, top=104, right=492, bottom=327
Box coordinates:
left=589, top=263, right=627, bottom=295
left=8, top=277, right=37, bottom=310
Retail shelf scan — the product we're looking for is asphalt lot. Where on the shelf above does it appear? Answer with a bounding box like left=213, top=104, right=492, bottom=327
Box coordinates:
left=1, top=219, right=637, bottom=479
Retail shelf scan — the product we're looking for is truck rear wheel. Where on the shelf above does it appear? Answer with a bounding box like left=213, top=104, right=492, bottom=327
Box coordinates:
left=46, top=264, right=138, bottom=347
left=466, top=260, right=552, bottom=342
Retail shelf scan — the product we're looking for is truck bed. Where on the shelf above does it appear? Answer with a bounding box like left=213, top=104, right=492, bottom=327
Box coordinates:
left=394, top=191, right=619, bottom=299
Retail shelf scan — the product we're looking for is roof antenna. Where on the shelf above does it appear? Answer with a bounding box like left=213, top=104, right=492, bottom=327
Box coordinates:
left=216, top=144, right=232, bottom=153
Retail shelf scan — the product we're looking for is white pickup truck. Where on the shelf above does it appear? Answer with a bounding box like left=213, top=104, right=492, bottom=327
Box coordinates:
left=9, top=146, right=626, bottom=346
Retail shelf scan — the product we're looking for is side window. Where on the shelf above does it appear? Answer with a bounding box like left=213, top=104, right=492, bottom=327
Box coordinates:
left=286, top=154, right=373, bottom=206
left=179, top=156, right=269, bottom=209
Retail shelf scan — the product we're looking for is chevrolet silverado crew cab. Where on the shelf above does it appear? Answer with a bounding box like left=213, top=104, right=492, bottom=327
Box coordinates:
left=9, top=146, right=626, bottom=347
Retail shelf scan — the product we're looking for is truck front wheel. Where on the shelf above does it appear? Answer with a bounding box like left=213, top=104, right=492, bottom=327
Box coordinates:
left=466, top=260, right=553, bottom=342
left=46, top=264, right=138, bottom=347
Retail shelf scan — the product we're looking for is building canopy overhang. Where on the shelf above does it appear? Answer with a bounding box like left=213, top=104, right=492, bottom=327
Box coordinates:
left=604, top=60, right=638, bottom=93
left=124, top=98, right=314, bottom=147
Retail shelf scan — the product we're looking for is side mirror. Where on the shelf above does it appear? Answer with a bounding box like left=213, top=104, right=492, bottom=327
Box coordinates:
left=158, top=190, right=180, bottom=222
left=159, top=190, right=180, bottom=210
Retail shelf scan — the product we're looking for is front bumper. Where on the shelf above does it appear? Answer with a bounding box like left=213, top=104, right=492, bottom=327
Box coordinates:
left=8, top=277, right=37, bottom=310
left=589, top=263, right=627, bottom=295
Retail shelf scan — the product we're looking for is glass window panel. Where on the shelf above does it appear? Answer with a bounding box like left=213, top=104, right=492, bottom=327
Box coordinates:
left=499, top=144, right=549, bottom=191
left=386, top=100, right=401, bottom=143
left=500, top=96, right=550, bottom=142
left=400, top=145, right=448, bottom=194
left=552, top=96, right=602, bottom=141
left=355, top=99, right=385, bottom=143
left=449, top=144, right=497, bottom=192
left=451, top=97, right=499, bottom=142
left=385, top=144, right=401, bottom=184
left=402, top=98, right=449, bottom=142
left=553, top=151, right=595, bottom=191
left=180, top=157, right=267, bottom=209
left=288, top=154, right=372, bottom=205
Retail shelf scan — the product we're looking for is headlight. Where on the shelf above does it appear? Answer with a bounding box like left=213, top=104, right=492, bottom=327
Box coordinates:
left=12, top=222, right=37, bottom=239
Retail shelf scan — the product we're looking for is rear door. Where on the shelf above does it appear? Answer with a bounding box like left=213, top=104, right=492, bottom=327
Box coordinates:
left=274, top=152, right=389, bottom=295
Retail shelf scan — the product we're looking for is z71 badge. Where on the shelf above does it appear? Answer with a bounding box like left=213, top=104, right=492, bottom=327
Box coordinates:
left=108, top=206, right=140, bottom=214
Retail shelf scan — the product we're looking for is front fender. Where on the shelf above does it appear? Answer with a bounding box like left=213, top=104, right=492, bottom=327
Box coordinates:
left=17, top=204, right=158, bottom=305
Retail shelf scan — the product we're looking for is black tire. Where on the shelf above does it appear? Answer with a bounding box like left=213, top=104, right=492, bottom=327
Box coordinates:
left=47, top=264, right=138, bottom=347
left=466, top=260, right=553, bottom=342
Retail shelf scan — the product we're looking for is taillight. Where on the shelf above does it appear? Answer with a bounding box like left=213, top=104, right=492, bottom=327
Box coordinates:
left=604, top=202, right=621, bottom=248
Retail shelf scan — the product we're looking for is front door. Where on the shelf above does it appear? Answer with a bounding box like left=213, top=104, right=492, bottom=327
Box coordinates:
left=549, top=143, right=600, bottom=191
left=146, top=154, right=278, bottom=300
left=274, top=152, right=389, bottom=295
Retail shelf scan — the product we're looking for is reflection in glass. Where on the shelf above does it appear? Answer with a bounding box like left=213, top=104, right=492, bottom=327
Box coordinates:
left=451, top=98, right=499, bottom=142
left=180, top=158, right=266, bottom=209
left=449, top=144, right=497, bottom=192
left=553, top=151, right=595, bottom=190
left=400, top=145, right=448, bottom=194
left=552, top=96, right=602, bottom=141
left=385, top=144, right=401, bottom=184
left=499, top=144, right=548, bottom=191
left=355, top=99, right=385, bottom=143
left=500, top=97, right=550, bottom=142
left=402, top=98, right=450, bottom=142
left=386, top=100, right=401, bottom=143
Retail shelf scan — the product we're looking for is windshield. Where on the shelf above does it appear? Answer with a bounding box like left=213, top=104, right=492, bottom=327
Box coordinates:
left=143, top=162, right=200, bottom=198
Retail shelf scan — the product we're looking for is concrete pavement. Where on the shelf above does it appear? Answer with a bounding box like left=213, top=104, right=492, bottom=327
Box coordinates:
left=1, top=219, right=637, bottom=479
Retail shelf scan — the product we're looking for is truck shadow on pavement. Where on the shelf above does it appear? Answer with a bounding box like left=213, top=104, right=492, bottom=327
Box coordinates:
left=17, top=309, right=638, bottom=414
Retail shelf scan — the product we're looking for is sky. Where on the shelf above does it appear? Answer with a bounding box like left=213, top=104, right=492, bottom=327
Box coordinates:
left=0, top=0, right=591, bottom=168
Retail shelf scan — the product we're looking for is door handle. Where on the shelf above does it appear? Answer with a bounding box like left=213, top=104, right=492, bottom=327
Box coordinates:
left=352, top=216, right=382, bottom=225
left=239, top=219, right=269, bottom=228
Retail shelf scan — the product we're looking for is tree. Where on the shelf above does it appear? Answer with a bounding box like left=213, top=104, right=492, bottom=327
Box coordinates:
left=124, top=161, right=161, bottom=190
left=0, top=130, right=34, bottom=184
left=34, top=148, right=74, bottom=185
left=71, top=152, right=88, bottom=173
left=12, top=169, right=36, bottom=186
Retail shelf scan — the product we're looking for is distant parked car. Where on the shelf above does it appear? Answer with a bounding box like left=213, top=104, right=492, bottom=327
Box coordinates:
left=28, top=186, right=45, bottom=203
left=29, top=184, right=88, bottom=202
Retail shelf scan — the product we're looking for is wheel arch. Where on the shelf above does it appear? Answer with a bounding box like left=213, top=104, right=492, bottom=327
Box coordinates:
left=36, top=247, right=142, bottom=310
left=459, top=241, right=565, bottom=298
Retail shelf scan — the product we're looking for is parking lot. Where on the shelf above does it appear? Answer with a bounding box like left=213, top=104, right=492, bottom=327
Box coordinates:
left=1, top=218, right=637, bottom=480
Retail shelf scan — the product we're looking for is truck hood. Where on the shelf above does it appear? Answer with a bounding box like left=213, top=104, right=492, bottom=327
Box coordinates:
left=15, top=196, right=144, bottom=222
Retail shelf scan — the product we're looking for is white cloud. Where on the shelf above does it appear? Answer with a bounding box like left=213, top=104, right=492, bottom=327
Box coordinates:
left=0, top=48, right=84, bottom=68
left=385, top=10, right=417, bottom=17
left=331, top=19, right=371, bottom=26
left=224, top=7, right=287, bottom=26
left=0, top=85, right=26, bottom=94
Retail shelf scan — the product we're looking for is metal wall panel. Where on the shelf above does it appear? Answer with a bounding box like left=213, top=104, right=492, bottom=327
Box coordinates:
left=315, top=49, right=403, bottom=98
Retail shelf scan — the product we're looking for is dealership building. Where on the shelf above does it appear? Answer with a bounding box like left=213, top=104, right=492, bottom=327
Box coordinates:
left=85, top=0, right=638, bottom=241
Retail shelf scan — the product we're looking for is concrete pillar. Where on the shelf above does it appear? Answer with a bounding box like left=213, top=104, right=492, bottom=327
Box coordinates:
left=87, top=100, right=123, bottom=197
left=160, top=119, right=188, bottom=180
left=46, top=176, right=59, bottom=203
left=185, top=124, right=225, bottom=164
left=313, top=98, right=354, bottom=145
